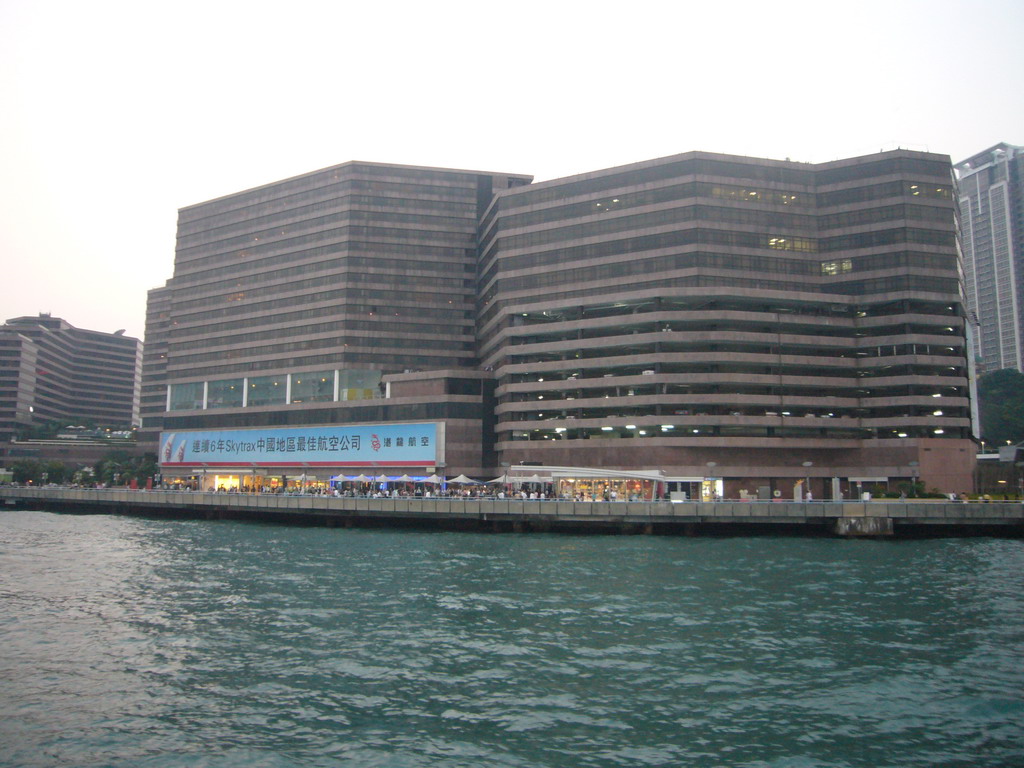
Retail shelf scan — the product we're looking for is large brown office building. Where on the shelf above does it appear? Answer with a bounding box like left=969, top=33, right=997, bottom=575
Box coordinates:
left=142, top=162, right=531, bottom=490
left=143, top=150, right=976, bottom=497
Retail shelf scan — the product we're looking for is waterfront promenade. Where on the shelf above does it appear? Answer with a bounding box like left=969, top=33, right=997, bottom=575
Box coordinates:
left=3, top=486, right=1023, bottom=537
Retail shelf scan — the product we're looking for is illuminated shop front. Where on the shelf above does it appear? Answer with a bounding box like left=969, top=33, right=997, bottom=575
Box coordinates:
left=158, top=422, right=443, bottom=490
left=502, top=466, right=705, bottom=501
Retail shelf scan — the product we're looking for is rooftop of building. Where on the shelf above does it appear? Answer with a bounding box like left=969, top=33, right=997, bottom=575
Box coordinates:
left=3, top=313, right=139, bottom=341
left=954, top=142, right=1021, bottom=173
left=179, top=159, right=534, bottom=213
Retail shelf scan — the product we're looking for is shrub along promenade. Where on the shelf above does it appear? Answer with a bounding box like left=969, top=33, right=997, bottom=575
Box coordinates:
left=3, top=486, right=1023, bottom=537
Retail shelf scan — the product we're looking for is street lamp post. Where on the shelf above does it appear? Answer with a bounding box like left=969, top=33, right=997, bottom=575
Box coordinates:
left=909, top=461, right=919, bottom=497
left=802, top=461, right=813, bottom=501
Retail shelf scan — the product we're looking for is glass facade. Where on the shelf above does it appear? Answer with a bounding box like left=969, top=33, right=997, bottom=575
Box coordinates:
left=290, top=371, right=335, bottom=404
left=169, top=381, right=204, bottom=411
left=247, top=375, right=287, bottom=407
left=955, top=143, right=1024, bottom=374
left=207, top=378, right=244, bottom=409
left=167, top=369, right=383, bottom=411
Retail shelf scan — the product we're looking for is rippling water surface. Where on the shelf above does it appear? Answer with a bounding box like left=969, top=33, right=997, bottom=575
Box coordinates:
left=1, top=510, right=1022, bottom=767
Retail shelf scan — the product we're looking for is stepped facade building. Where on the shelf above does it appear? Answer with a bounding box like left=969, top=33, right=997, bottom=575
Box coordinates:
left=0, top=314, right=141, bottom=443
left=142, top=150, right=976, bottom=497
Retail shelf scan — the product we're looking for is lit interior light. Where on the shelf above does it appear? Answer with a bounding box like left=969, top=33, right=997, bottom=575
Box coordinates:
left=933, top=410, right=943, bottom=416
left=934, top=429, right=945, bottom=434
left=898, top=432, right=908, bottom=438
left=625, top=425, right=637, bottom=430
left=932, top=393, right=942, bottom=398
left=661, top=425, right=674, bottom=430
left=601, top=426, right=613, bottom=431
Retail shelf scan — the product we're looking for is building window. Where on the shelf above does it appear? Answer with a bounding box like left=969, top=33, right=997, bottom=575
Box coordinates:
left=821, top=259, right=853, bottom=275
left=169, top=382, right=204, bottom=411
left=290, top=371, right=335, bottom=404
left=207, top=378, right=244, bottom=409
left=248, top=375, right=287, bottom=407
left=338, top=369, right=382, bottom=401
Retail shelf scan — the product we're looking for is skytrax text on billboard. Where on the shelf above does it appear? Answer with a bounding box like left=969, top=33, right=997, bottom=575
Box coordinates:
left=159, top=423, right=440, bottom=468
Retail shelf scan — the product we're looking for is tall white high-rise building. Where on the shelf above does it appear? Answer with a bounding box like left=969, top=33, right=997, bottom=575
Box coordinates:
left=955, top=143, right=1024, bottom=374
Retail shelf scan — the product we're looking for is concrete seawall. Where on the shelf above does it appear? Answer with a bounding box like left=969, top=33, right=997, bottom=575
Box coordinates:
left=3, top=487, right=1023, bottom=537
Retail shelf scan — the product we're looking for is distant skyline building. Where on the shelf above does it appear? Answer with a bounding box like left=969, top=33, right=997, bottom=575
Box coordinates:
left=954, top=142, right=1024, bottom=374
left=143, top=149, right=975, bottom=496
left=0, top=314, right=141, bottom=443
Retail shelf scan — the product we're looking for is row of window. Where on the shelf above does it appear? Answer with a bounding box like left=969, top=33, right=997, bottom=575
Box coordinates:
left=479, top=280, right=960, bottom=341
left=503, top=340, right=963, bottom=367
left=169, top=316, right=474, bottom=354
left=178, top=207, right=477, bottom=261
left=485, top=196, right=948, bottom=256
left=502, top=366, right=964, bottom=389
left=174, top=239, right=473, bottom=290
left=495, top=155, right=950, bottom=211
left=180, top=172, right=479, bottom=236
left=165, top=350, right=477, bottom=382
left=177, top=223, right=474, bottom=282
left=170, top=273, right=471, bottom=317
left=166, top=333, right=475, bottom=368
left=484, top=251, right=955, bottom=305
left=168, top=369, right=382, bottom=411
left=168, top=303, right=472, bottom=339
left=480, top=273, right=960, bottom=339
left=500, top=383, right=967, bottom=405
left=502, top=424, right=969, bottom=441
left=178, top=190, right=477, bottom=249
left=479, top=181, right=825, bottom=248
left=478, top=225, right=955, bottom=292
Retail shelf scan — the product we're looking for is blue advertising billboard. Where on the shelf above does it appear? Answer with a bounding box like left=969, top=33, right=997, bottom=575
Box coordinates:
left=159, top=423, right=440, bottom=468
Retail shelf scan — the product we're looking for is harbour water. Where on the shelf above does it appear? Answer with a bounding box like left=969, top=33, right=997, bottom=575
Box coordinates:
left=1, top=510, right=1022, bottom=767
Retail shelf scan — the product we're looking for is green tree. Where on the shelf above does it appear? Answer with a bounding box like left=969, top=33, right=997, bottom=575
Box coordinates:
left=95, top=450, right=132, bottom=485
left=41, top=460, right=69, bottom=484
left=977, top=368, right=1024, bottom=448
left=129, top=454, right=158, bottom=485
left=94, top=451, right=158, bottom=486
left=11, top=459, right=42, bottom=484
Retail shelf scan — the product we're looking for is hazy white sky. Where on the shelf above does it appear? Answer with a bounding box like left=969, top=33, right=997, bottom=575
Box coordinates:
left=1, top=0, right=1021, bottom=340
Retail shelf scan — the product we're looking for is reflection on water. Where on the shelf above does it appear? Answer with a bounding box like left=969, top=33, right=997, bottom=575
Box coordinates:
left=1, top=510, right=1022, bottom=767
